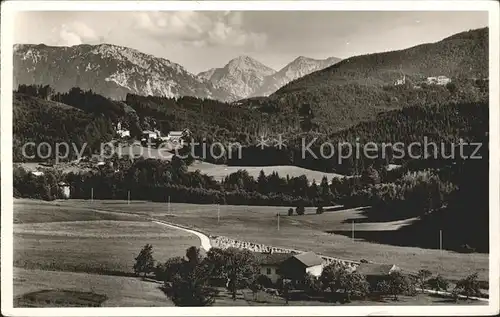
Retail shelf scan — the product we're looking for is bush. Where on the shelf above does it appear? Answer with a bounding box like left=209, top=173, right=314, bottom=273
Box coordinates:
left=376, top=271, right=416, bottom=301
left=416, top=269, right=432, bottom=291
left=427, top=274, right=449, bottom=292
left=320, top=262, right=369, bottom=303
left=288, top=208, right=294, bottom=216
left=256, top=274, right=273, bottom=288
left=296, top=205, right=305, bottom=215
left=316, top=206, right=324, bottom=214
left=453, top=273, right=481, bottom=300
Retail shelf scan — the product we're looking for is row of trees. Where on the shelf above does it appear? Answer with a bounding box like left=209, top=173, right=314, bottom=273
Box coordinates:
left=133, top=244, right=483, bottom=306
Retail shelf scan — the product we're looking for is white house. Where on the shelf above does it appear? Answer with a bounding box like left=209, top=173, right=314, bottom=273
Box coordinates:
left=166, top=129, right=191, bottom=145
left=254, top=252, right=292, bottom=284
left=426, top=76, right=451, bottom=86
left=57, top=182, right=71, bottom=199
left=116, top=122, right=130, bottom=138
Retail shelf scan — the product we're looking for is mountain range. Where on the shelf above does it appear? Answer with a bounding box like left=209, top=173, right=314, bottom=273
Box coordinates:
left=13, top=44, right=341, bottom=102
left=197, top=55, right=341, bottom=99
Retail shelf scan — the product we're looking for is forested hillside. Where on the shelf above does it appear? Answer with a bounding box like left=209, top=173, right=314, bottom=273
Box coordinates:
left=242, top=27, right=488, bottom=133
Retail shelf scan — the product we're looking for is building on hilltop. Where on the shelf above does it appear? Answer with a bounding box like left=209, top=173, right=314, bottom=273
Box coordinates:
left=426, top=75, right=451, bottom=86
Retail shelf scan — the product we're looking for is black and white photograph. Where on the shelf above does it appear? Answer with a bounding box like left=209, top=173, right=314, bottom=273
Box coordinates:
left=1, top=1, right=499, bottom=315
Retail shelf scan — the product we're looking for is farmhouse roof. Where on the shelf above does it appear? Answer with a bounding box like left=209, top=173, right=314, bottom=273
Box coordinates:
left=292, top=252, right=323, bottom=267
left=356, top=263, right=399, bottom=276
left=169, top=131, right=184, bottom=136
left=254, top=252, right=292, bottom=266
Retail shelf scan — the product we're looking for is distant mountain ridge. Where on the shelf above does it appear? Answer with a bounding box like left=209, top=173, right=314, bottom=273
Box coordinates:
left=14, top=43, right=341, bottom=102
left=198, top=55, right=276, bottom=100
left=250, top=56, right=342, bottom=97
left=13, top=43, right=235, bottom=101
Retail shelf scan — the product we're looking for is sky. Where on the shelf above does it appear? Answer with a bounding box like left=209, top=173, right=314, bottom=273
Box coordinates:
left=13, top=11, right=488, bottom=74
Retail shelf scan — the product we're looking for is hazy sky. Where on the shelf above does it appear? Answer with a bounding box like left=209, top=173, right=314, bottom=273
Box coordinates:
left=14, top=11, right=488, bottom=74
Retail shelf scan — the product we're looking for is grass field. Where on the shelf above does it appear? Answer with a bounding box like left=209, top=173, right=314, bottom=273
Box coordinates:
left=187, top=160, right=346, bottom=183
left=14, top=268, right=172, bottom=307
left=12, top=198, right=489, bottom=307
left=14, top=199, right=200, bottom=275
left=62, top=199, right=488, bottom=283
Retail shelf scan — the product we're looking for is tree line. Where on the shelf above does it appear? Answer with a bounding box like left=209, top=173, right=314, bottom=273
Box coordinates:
left=133, top=244, right=484, bottom=306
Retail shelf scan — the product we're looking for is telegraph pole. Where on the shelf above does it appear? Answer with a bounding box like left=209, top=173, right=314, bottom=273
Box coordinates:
left=127, top=190, right=130, bottom=205
left=352, top=220, right=355, bottom=241
left=168, top=196, right=171, bottom=214
left=217, top=204, right=220, bottom=224
left=91, top=187, right=94, bottom=203
left=277, top=213, right=280, bottom=231
left=439, top=230, right=443, bottom=253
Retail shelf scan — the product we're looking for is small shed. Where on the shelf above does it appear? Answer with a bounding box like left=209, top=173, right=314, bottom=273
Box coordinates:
left=58, top=182, right=70, bottom=199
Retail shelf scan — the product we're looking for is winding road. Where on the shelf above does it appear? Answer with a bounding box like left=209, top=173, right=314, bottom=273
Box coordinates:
left=152, top=220, right=212, bottom=251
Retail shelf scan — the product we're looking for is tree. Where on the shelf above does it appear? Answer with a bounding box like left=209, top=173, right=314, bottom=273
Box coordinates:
left=186, top=246, right=203, bottom=266
left=361, top=165, right=381, bottom=185
left=288, top=208, right=294, bottom=216
left=376, top=271, right=416, bottom=301
left=427, top=274, right=449, bottom=292
left=155, top=256, right=184, bottom=282
left=302, top=273, right=322, bottom=295
left=133, top=244, right=155, bottom=277
left=296, top=204, right=305, bottom=216
left=316, top=206, right=324, bottom=214
left=320, top=263, right=369, bottom=303
left=320, top=176, right=333, bottom=203
left=170, top=260, right=217, bottom=306
left=249, top=279, right=262, bottom=301
left=453, top=273, right=481, bottom=300
left=416, top=269, right=432, bottom=291
left=222, top=248, right=259, bottom=300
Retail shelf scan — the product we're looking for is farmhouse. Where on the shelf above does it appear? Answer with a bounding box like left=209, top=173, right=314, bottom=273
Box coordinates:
left=254, top=252, right=292, bottom=284
left=253, top=251, right=325, bottom=284
left=279, top=252, right=325, bottom=281
left=355, top=263, right=400, bottom=287
left=166, top=129, right=191, bottom=145
left=426, top=75, right=451, bottom=86
left=57, top=182, right=70, bottom=199
left=115, top=122, right=130, bottom=138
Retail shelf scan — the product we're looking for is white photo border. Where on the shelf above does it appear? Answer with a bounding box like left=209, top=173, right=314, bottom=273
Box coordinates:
left=1, top=1, right=499, bottom=316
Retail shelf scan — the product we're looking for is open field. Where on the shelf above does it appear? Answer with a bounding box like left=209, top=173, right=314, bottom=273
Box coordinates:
left=14, top=200, right=143, bottom=223
left=62, top=199, right=488, bottom=282
left=188, top=160, right=346, bottom=183
left=14, top=268, right=172, bottom=307
left=14, top=199, right=200, bottom=275
left=16, top=155, right=346, bottom=183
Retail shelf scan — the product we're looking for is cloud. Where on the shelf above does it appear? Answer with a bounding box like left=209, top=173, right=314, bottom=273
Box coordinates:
left=132, top=11, right=267, bottom=49
left=58, top=21, right=99, bottom=46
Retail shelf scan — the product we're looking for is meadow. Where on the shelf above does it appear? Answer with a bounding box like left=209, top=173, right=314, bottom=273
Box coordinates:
left=63, top=199, right=488, bottom=283
left=14, top=199, right=200, bottom=275
left=13, top=198, right=488, bottom=307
